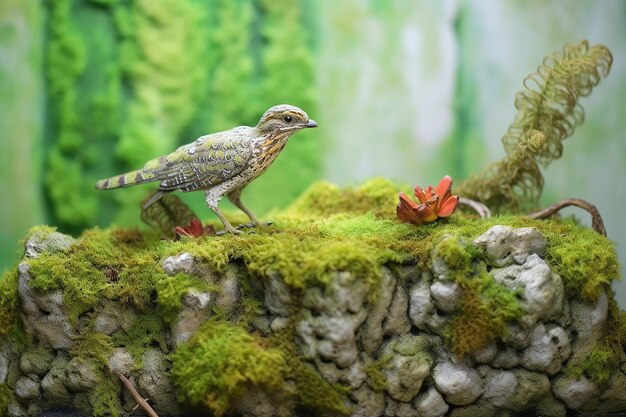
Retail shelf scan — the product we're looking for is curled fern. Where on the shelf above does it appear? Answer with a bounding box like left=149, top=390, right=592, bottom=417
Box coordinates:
left=458, top=40, right=612, bottom=212
left=140, top=192, right=196, bottom=238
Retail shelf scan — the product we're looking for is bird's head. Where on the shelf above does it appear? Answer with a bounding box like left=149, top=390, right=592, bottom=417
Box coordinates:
left=256, top=104, right=317, bottom=135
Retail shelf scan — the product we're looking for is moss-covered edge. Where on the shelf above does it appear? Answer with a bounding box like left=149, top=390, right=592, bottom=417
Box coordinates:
left=0, top=178, right=623, bottom=414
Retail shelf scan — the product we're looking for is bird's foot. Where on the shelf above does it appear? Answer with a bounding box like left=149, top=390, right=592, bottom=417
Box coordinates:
left=215, top=221, right=274, bottom=235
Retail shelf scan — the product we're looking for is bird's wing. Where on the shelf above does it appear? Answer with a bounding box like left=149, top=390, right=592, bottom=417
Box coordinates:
left=144, top=128, right=254, bottom=192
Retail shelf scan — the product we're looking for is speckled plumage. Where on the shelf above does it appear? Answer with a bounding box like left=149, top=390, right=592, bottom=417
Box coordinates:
left=96, top=104, right=317, bottom=234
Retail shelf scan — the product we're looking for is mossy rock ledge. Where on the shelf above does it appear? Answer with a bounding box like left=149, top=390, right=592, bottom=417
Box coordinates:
left=1, top=179, right=625, bottom=417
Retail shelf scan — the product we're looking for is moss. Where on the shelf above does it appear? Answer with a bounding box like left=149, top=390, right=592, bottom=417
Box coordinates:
left=91, top=376, right=122, bottom=417
left=569, top=340, right=621, bottom=385
left=0, top=269, right=21, bottom=340
left=0, top=383, right=14, bottom=415
left=111, top=314, right=168, bottom=366
left=363, top=356, right=392, bottom=392
left=171, top=319, right=288, bottom=416
left=285, top=177, right=401, bottom=220
left=431, top=235, right=524, bottom=355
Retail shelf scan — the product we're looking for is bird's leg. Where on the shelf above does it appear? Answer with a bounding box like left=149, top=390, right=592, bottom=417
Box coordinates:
left=227, top=187, right=263, bottom=227
left=205, top=191, right=241, bottom=235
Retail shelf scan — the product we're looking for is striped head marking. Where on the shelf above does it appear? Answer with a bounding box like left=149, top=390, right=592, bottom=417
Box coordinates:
left=256, top=104, right=317, bottom=135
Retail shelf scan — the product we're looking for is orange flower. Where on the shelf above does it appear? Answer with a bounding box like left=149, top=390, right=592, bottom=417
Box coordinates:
left=397, top=175, right=459, bottom=225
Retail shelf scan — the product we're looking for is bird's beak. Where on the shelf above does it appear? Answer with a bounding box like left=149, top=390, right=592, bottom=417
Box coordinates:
left=304, top=119, right=318, bottom=128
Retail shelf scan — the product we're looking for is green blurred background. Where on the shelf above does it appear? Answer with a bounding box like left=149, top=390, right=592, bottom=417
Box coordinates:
left=1, top=1, right=625, bottom=304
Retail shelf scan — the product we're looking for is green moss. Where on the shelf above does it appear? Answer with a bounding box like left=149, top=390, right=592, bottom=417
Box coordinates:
left=569, top=340, right=621, bottom=385
left=286, top=178, right=401, bottom=220
left=430, top=235, right=524, bottom=355
left=0, top=269, right=21, bottom=339
left=111, top=314, right=168, bottom=366
left=92, top=376, right=122, bottom=417
left=171, top=319, right=288, bottom=416
left=0, top=383, right=14, bottom=415
left=363, top=356, right=392, bottom=392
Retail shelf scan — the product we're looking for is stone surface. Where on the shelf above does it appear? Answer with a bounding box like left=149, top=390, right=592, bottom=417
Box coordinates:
left=491, top=254, right=563, bottom=328
left=24, top=230, right=74, bottom=259
left=433, top=362, right=483, bottom=406
left=474, top=225, right=547, bottom=267
left=552, top=375, right=598, bottom=410
left=414, top=386, right=449, bottom=417
left=408, top=278, right=433, bottom=330
left=5, top=224, right=626, bottom=417
left=171, top=289, right=213, bottom=347
left=382, top=336, right=432, bottom=402
left=521, top=323, right=571, bottom=375
left=18, top=263, right=76, bottom=350
left=14, top=375, right=40, bottom=401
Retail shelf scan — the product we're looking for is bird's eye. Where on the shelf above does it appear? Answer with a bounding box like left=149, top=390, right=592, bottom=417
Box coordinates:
left=283, top=115, right=293, bottom=123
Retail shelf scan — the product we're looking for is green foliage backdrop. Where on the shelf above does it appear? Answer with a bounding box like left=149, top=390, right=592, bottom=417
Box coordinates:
left=42, top=0, right=318, bottom=232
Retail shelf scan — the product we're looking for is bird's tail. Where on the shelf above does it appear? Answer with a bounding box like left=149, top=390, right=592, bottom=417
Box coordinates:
left=95, top=169, right=157, bottom=190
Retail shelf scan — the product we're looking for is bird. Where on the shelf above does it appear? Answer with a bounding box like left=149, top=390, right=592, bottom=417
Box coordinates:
left=96, top=104, right=317, bottom=234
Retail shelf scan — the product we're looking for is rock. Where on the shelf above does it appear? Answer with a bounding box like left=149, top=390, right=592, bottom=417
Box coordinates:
left=0, top=348, right=8, bottom=384
left=263, top=272, right=293, bottom=316
left=5, top=401, right=28, bottom=417
left=433, top=361, right=483, bottom=406
left=552, top=374, right=598, bottom=410
left=139, top=349, right=180, bottom=416
left=349, top=385, right=385, bottom=417
left=40, top=353, right=71, bottom=403
left=535, top=394, right=567, bottom=417
left=409, top=278, right=434, bottom=330
left=14, top=375, right=40, bottom=401
left=233, top=385, right=294, bottom=417
left=491, top=254, right=563, bottom=328
left=584, top=368, right=626, bottom=413
left=107, top=348, right=134, bottom=375
left=382, top=336, right=432, bottom=402
left=382, top=278, right=411, bottom=337
left=18, top=262, right=76, bottom=350
left=20, top=346, right=56, bottom=377
left=490, top=347, right=520, bottom=369
left=94, top=301, right=134, bottom=336
left=359, top=268, right=395, bottom=354
left=569, top=292, right=609, bottom=363
left=482, top=369, right=517, bottom=408
left=449, top=399, right=499, bottom=417
left=414, top=386, right=449, bottom=417
left=339, top=361, right=367, bottom=389
left=474, top=226, right=546, bottom=267
left=65, top=357, right=99, bottom=392
left=430, top=280, right=460, bottom=313
left=472, top=343, right=497, bottom=364
left=171, top=289, right=213, bottom=347
left=521, top=323, right=571, bottom=375
left=162, top=252, right=196, bottom=276
left=216, top=266, right=240, bottom=313
left=297, top=271, right=368, bottom=369
left=395, top=401, right=420, bottom=417
left=24, top=229, right=74, bottom=259
left=482, top=367, right=550, bottom=412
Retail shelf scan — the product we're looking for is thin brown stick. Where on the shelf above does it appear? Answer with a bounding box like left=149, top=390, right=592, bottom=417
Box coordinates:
left=459, top=197, right=492, bottom=219
left=117, top=372, right=160, bottom=417
left=527, top=198, right=606, bottom=236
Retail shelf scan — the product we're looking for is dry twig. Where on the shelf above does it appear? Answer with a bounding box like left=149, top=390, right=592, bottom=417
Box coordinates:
left=459, top=197, right=492, bottom=219
left=117, top=372, right=160, bottom=417
left=527, top=198, right=606, bottom=236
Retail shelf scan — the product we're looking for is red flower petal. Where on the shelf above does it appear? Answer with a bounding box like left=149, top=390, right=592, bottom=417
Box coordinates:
left=188, top=217, right=204, bottom=237
left=397, top=193, right=425, bottom=224
left=413, top=185, right=428, bottom=204
left=434, top=175, right=453, bottom=202
left=437, top=195, right=459, bottom=218
left=417, top=205, right=438, bottom=223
